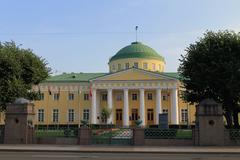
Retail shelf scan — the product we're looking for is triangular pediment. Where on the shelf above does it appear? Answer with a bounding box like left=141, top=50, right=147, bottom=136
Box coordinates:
left=91, top=68, right=177, bottom=81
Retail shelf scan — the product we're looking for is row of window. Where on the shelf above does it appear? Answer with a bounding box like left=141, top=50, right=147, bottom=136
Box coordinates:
left=37, top=108, right=188, bottom=123
left=39, top=92, right=170, bottom=101
left=111, top=62, right=163, bottom=71
left=39, top=93, right=90, bottom=101
left=38, top=109, right=90, bottom=123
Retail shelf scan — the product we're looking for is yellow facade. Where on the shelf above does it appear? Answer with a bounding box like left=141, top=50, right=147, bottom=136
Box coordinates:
left=33, top=68, right=196, bottom=126
left=28, top=41, right=197, bottom=126
left=109, top=58, right=165, bottom=73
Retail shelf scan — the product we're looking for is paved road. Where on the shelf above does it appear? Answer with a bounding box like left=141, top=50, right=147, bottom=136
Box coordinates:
left=0, top=152, right=240, bottom=160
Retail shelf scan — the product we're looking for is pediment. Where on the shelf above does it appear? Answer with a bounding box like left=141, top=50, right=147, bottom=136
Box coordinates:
left=91, top=68, right=177, bottom=81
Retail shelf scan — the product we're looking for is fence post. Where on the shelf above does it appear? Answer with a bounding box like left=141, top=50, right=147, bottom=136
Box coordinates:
left=4, top=98, right=35, bottom=144
left=78, top=127, right=91, bottom=145
left=133, top=128, right=145, bottom=145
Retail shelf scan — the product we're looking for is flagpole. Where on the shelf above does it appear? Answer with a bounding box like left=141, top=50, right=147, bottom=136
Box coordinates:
left=135, top=26, right=138, bottom=42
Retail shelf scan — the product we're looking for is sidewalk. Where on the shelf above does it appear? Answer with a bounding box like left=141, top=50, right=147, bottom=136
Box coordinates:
left=0, top=145, right=239, bottom=154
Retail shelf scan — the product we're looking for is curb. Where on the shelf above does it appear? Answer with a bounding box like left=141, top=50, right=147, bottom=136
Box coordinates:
left=0, top=149, right=240, bottom=154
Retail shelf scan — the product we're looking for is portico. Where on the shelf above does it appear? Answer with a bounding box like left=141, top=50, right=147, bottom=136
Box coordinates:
left=90, top=68, right=179, bottom=126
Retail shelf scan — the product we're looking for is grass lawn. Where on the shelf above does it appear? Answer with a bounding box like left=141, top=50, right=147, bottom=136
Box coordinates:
left=175, top=130, right=192, bottom=139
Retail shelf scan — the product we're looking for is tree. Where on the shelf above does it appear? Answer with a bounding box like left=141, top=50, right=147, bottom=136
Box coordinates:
left=178, top=30, right=240, bottom=128
left=100, top=107, right=112, bottom=124
left=0, top=41, right=51, bottom=110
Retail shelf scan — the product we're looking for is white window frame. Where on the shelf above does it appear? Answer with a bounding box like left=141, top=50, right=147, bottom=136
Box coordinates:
left=83, top=109, right=90, bottom=121
left=52, top=109, right=59, bottom=123
left=38, top=109, right=44, bottom=122
left=181, top=109, right=188, bottom=123
left=125, top=63, right=129, bottom=69
left=68, top=109, right=75, bottom=122
left=68, top=93, right=74, bottom=101
left=53, top=93, right=60, bottom=101
left=143, top=62, right=148, bottom=70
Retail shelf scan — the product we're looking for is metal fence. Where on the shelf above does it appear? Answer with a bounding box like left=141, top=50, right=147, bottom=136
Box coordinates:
left=0, top=125, right=4, bottom=143
left=34, top=125, right=78, bottom=138
left=91, top=128, right=133, bottom=145
left=229, top=129, right=240, bottom=140
left=144, top=128, right=193, bottom=139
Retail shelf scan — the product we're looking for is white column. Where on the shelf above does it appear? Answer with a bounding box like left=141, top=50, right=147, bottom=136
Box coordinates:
left=123, top=89, right=129, bottom=126
left=171, top=88, right=179, bottom=124
left=155, top=88, right=162, bottom=124
left=96, top=91, right=100, bottom=124
left=107, top=89, right=113, bottom=124
left=91, top=89, right=97, bottom=124
left=139, top=88, right=145, bottom=126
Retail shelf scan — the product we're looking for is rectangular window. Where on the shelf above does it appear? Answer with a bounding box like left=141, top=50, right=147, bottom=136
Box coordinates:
left=152, top=63, right=156, bottom=71
left=52, top=109, right=59, bottom=123
left=143, top=63, right=148, bottom=70
left=38, top=109, right=44, bottom=122
left=162, top=94, right=168, bottom=101
left=125, top=63, right=129, bottom=69
left=112, top=64, right=115, bottom=70
left=39, top=93, right=44, bottom=100
left=158, top=64, right=161, bottom=71
left=181, top=109, right=188, bottom=123
left=147, top=109, right=154, bottom=121
left=68, top=109, right=74, bottom=122
left=116, top=94, right=122, bottom=101
left=53, top=93, right=60, bottom=101
left=83, top=109, right=90, bottom=121
left=131, top=109, right=138, bottom=121
left=162, top=109, right=168, bottom=113
left=134, top=62, right=138, bottom=68
left=118, top=64, right=121, bottom=70
left=102, top=94, right=107, bottom=101
left=84, top=94, right=89, bottom=101
left=147, top=93, right=153, bottom=100
left=68, top=93, right=74, bottom=101
left=132, top=93, right=138, bottom=101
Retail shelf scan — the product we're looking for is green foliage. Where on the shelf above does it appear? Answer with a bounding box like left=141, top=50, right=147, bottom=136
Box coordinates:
left=135, top=119, right=143, bottom=127
left=101, top=107, right=112, bottom=124
left=0, top=41, right=51, bottom=110
left=178, top=30, right=240, bottom=127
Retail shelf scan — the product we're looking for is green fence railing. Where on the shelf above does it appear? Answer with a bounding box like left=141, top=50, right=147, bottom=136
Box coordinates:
left=229, top=129, right=240, bottom=140
left=144, top=128, right=192, bottom=139
left=91, top=128, right=133, bottom=145
left=34, top=125, right=78, bottom=138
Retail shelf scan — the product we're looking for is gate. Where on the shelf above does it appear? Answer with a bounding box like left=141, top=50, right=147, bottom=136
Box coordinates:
left=0, top=125, right=5, bottom=144
left=91, top=128, right=133, bottom=145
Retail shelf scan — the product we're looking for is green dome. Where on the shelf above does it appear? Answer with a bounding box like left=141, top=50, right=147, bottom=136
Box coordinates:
left=109, top=42, right=165, bottom=62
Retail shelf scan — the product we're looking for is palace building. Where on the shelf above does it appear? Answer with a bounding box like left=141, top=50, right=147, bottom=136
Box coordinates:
left=32, top=41, right=196, bottom=126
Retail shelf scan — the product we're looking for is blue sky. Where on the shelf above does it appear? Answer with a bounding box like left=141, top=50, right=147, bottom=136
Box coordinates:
left=1, top=0, right=240, bottom=74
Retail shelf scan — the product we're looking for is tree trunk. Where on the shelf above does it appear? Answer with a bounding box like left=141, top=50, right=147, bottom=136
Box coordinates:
left=233, top=111, right=239, bottom=128
left=224, top=111, right=233, bottom=128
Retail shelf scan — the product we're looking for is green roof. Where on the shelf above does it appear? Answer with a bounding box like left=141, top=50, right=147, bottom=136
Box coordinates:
left=109, top=42, right=165, bottom=62
left=161, top=72, right=180, bottom=79
left=43, top=71, right=180, bottom=83
left=45, top=72, right=107, bottom=82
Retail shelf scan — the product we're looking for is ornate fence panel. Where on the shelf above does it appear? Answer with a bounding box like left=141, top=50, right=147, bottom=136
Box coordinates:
left=144, top=128, right=192, bottom=139
left=0, top=125, right=4, bottom=143
left=229, top=129, right=240, bottom=140
left=91, top=128, right=133, bottom=145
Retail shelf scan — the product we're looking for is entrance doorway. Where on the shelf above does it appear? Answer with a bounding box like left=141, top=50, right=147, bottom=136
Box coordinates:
left=116, top=109, right=122, bottom=126
left=147, top=109, right=154, bottom=125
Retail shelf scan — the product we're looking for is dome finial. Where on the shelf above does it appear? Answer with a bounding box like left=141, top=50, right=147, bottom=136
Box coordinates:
left=135, top=26, right=138, bottom=42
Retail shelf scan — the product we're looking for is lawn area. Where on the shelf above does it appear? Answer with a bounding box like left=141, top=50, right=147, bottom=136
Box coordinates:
left=176, top=129, right=192, bottom=139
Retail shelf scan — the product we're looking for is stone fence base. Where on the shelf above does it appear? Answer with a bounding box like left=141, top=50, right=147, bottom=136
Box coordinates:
left=34, top=137, right=78, bottom=145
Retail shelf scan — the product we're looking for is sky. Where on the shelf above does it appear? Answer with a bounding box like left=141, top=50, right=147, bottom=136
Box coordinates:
left=1, top=0, right=240, bottom=74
